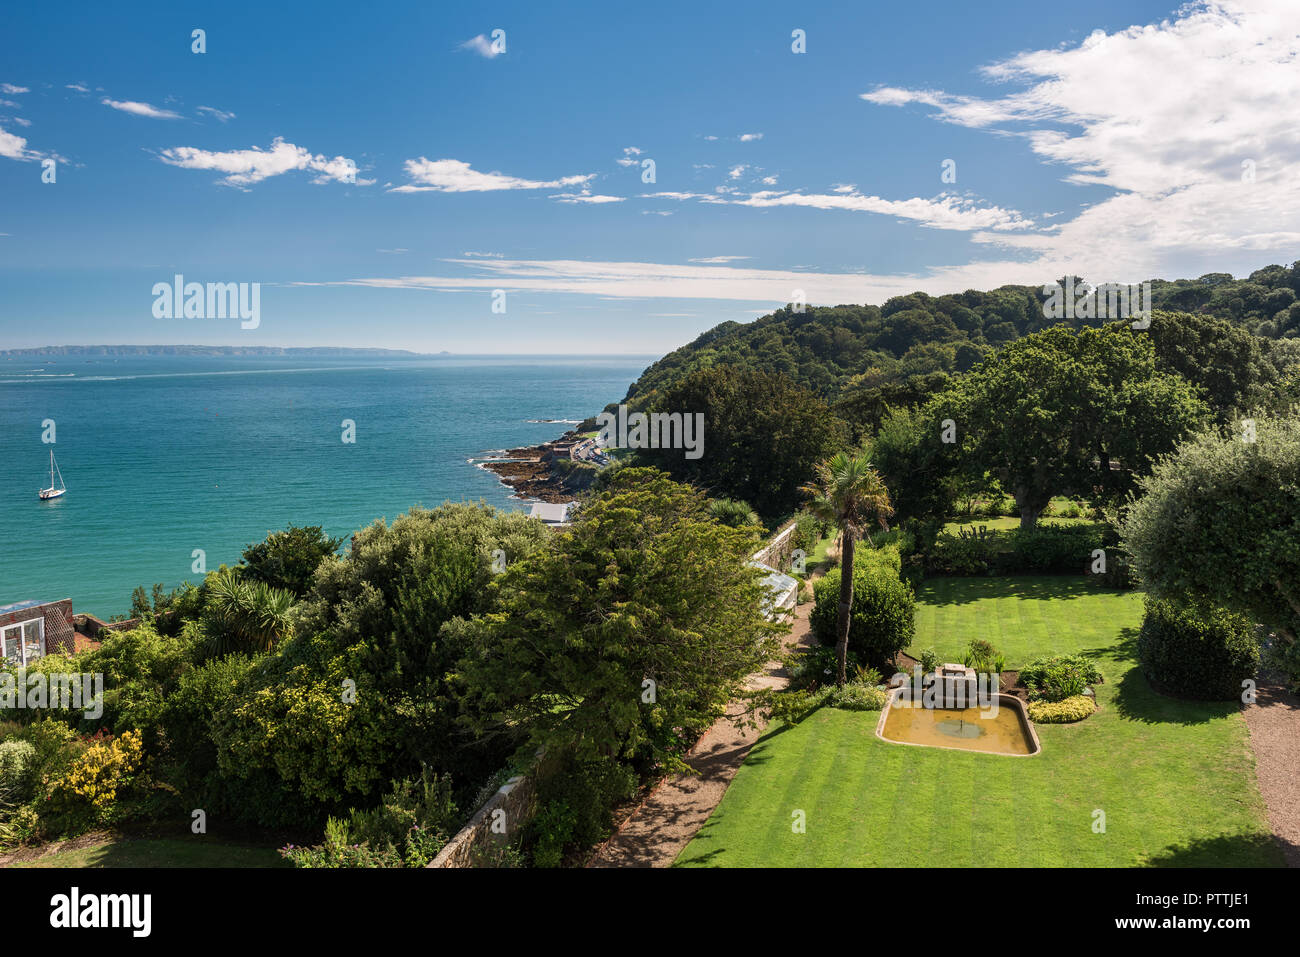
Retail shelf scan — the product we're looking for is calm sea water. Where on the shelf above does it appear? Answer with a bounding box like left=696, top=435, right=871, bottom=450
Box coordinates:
left=0, top=354, right=650, bottom=617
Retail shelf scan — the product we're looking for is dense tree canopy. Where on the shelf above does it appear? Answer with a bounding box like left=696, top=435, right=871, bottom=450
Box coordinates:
left=211, top=503, right=550, bottom=824
left=636, top=366, right=844, bottom=521
left=457, top=468, right=785, bottom=774
left=939, top=324, right=1208, bottom=528
left=617, top=269, right=1300, bottom=429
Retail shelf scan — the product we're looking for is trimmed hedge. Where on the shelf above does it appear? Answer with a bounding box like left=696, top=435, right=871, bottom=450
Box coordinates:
left=1136, top=598, right=1260, bottom=701
left=811, top=547, right=915, bottom=668
left=926, top=524, right=1107, bottom=576
left=1027, top=695, right=1095, bottom=723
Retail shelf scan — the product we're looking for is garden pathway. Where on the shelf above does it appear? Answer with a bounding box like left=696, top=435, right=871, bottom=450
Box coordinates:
left=586, top=583, right=819, bottom=868
left=1243, top=674, right=1300, bottom=867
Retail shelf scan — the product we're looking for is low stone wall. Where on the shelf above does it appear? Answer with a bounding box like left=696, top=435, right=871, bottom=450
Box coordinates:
left=428, top=750, right=554, bottom=868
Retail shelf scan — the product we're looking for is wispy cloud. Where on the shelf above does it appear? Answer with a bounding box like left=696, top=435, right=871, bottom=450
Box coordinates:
left=648, top=184, right=1031, bottom=231
left=616, top=146, right=643, bottom=167
left=392, top=157, right=593, bottom=193
left=1, top=84, right=29, bottom=94
left=293, top=256, right=1042, bottom=306
left=459, top=34, right=501, bottom=58
left=738, top=132, right=763, bottom=142
left=159, top=136, right=366, bottom=187
left=196, top=106, right=235, bottom=123
left=550, top=188, right=624, bottom=204
left=65, top=83, right=90, bottom=93
left=102, top=98, right=182, bottom=120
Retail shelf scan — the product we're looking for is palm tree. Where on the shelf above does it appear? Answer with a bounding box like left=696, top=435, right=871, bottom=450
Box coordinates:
left=708, top=497, right=762, bottom=529
left=800, top=451, right=894, bottom=686
left=205, top=567, right=295, bottom=656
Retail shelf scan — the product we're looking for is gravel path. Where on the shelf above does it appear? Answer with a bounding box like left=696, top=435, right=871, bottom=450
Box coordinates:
left=586, top=590, right=818, bottom=868
left=1243, top=674, right=1300, bottom=867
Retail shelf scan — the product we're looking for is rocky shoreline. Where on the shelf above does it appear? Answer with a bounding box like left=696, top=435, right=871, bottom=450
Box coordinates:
left=475, top=428, right=596, bottom=504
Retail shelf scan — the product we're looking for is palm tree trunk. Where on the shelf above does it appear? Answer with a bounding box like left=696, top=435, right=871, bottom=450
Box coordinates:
left=836, top=527, right=856, bottom=686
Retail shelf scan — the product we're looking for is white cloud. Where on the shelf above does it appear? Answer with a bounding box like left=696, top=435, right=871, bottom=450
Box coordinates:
left=159, top=137, right=366, bottom=187
left=761, top=175, right=778, bottom=186
left=728, top=165, right=747, bottom=179
left=196, top=106, right=235, bottom=123
left=616, top=146, right=643, bottom=167
left=102, top=98, right=182, bottom=119
left=689, top=256, right=751, bottom=263
left=0, top=125, right=39, bottom=161
left=1, top=84, right=29, bottom=94
left=738, top=133, right=764, bottom=142
left=459, top=34, right=501, bottom=58
left=861, top=0, right=1300, bottom=279
left=8, top=117, right=31, bottom=127
left=66, top=83, right=89, bottom=93
left=392, top=157, right=593, bottom=193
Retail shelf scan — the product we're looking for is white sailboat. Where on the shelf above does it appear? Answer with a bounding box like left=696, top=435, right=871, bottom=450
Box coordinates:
left=38, top=449, right=66, bottom=500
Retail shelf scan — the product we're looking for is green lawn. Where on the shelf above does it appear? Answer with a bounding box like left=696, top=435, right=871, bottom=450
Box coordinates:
left=805, top=532, right=837, bottom=570
left=910, top=575, right=1145, bottom=667
left=676, top=575, right=1281, bottom=868
left=10, top=836, right=287, bottom=868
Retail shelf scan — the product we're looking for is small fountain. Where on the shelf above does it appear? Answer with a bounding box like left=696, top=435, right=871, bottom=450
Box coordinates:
left=876, top=663, right=1041, bottom=756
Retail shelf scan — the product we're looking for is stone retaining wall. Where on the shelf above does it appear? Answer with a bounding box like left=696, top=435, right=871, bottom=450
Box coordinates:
left=428, top=750, right=554, bottom=868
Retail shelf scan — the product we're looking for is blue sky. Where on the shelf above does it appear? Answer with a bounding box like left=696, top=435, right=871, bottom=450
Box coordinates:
left=1, top=0, right=1296, bottom=353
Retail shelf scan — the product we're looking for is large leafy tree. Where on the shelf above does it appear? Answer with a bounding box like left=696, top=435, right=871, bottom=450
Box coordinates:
left=1120, top=411, right=1300, bottom=686
left=637, top=366, right=844, bottom=521
left=942, top=324, right=1208, bottom=528
left=456, top=468, right=785, bottom=773
left=868, top=404, right=963, bottom=526
left=800, top=452, right=894, bottom=685
left=240, top=524, right=346, bottom=597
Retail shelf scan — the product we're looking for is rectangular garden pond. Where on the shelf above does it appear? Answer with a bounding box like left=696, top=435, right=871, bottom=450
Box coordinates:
left=876, top=689, right=1041, bottom=757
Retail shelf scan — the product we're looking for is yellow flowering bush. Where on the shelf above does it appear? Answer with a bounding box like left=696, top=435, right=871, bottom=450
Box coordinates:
left=47, top=730, right=143, bottom=827
left=1027, top=695, right=1095, bottom=724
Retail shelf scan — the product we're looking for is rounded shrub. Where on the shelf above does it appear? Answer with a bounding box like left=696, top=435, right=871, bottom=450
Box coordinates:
left=1137, top=598, right=1260, bottom=700
left=811, top=556, right=915, bottom=668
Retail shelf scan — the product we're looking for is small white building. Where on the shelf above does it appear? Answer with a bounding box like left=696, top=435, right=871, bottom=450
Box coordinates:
left=528, top=502, right=573, bottom=527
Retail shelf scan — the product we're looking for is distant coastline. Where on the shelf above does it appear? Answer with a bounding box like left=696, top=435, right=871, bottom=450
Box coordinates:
left=0, top=345, right=448, bottom=358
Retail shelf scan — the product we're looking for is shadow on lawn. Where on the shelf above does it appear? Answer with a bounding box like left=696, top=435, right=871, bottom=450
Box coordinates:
left=917, top=575, right=1128, bottom=607
left=1103, top=628, right=1245, bottom=727
left=1144, top=831, right=1290, bottom=868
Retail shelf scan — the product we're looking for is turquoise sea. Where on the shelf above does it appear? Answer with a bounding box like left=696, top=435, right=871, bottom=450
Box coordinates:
left=0, top=354, right=651, bottom=617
